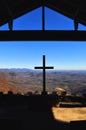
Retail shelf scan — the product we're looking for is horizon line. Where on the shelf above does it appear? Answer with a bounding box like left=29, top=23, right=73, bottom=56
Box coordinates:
left=0, top=67, right=86, bottom=71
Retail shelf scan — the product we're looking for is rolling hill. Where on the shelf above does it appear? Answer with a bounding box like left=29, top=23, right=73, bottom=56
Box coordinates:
left=0, top=69, right=86, bottom=95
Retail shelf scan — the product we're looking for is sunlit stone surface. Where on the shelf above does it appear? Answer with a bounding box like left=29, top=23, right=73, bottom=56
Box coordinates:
left=52, top=107, right=86, bottom=122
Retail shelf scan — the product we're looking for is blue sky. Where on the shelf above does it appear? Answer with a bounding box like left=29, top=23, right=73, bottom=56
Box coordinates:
left=0, top=42, right=86, bottom=70
left=0, top=7, right=86, bottom=70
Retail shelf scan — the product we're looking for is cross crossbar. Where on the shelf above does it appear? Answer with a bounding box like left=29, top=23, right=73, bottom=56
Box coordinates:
left=34, top=67, right=54, bottom=69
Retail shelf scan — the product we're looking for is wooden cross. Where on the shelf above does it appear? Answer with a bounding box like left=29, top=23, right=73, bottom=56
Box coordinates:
left=34, top=55, right=54, bottom=95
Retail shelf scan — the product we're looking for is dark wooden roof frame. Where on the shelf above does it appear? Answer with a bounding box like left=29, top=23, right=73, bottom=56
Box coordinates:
left=0, top=0, right=86, bottom=41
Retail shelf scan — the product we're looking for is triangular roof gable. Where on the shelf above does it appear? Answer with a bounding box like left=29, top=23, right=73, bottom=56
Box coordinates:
left=0, top=0, right=86, bottom=27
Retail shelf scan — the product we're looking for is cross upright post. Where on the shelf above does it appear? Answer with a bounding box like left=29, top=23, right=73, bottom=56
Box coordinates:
left=34, top=55, right=54, bottom=95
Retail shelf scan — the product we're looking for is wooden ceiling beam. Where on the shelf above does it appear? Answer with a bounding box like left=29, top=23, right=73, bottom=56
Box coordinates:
left=0, top=30, right=86, bottom=41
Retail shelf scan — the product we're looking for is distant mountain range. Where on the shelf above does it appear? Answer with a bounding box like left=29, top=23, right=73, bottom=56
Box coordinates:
left=0, top=68, right=86, bottom=73
left=0, top=68, right=34, bottom=73
left=0, top=68, right=86, bottom=95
